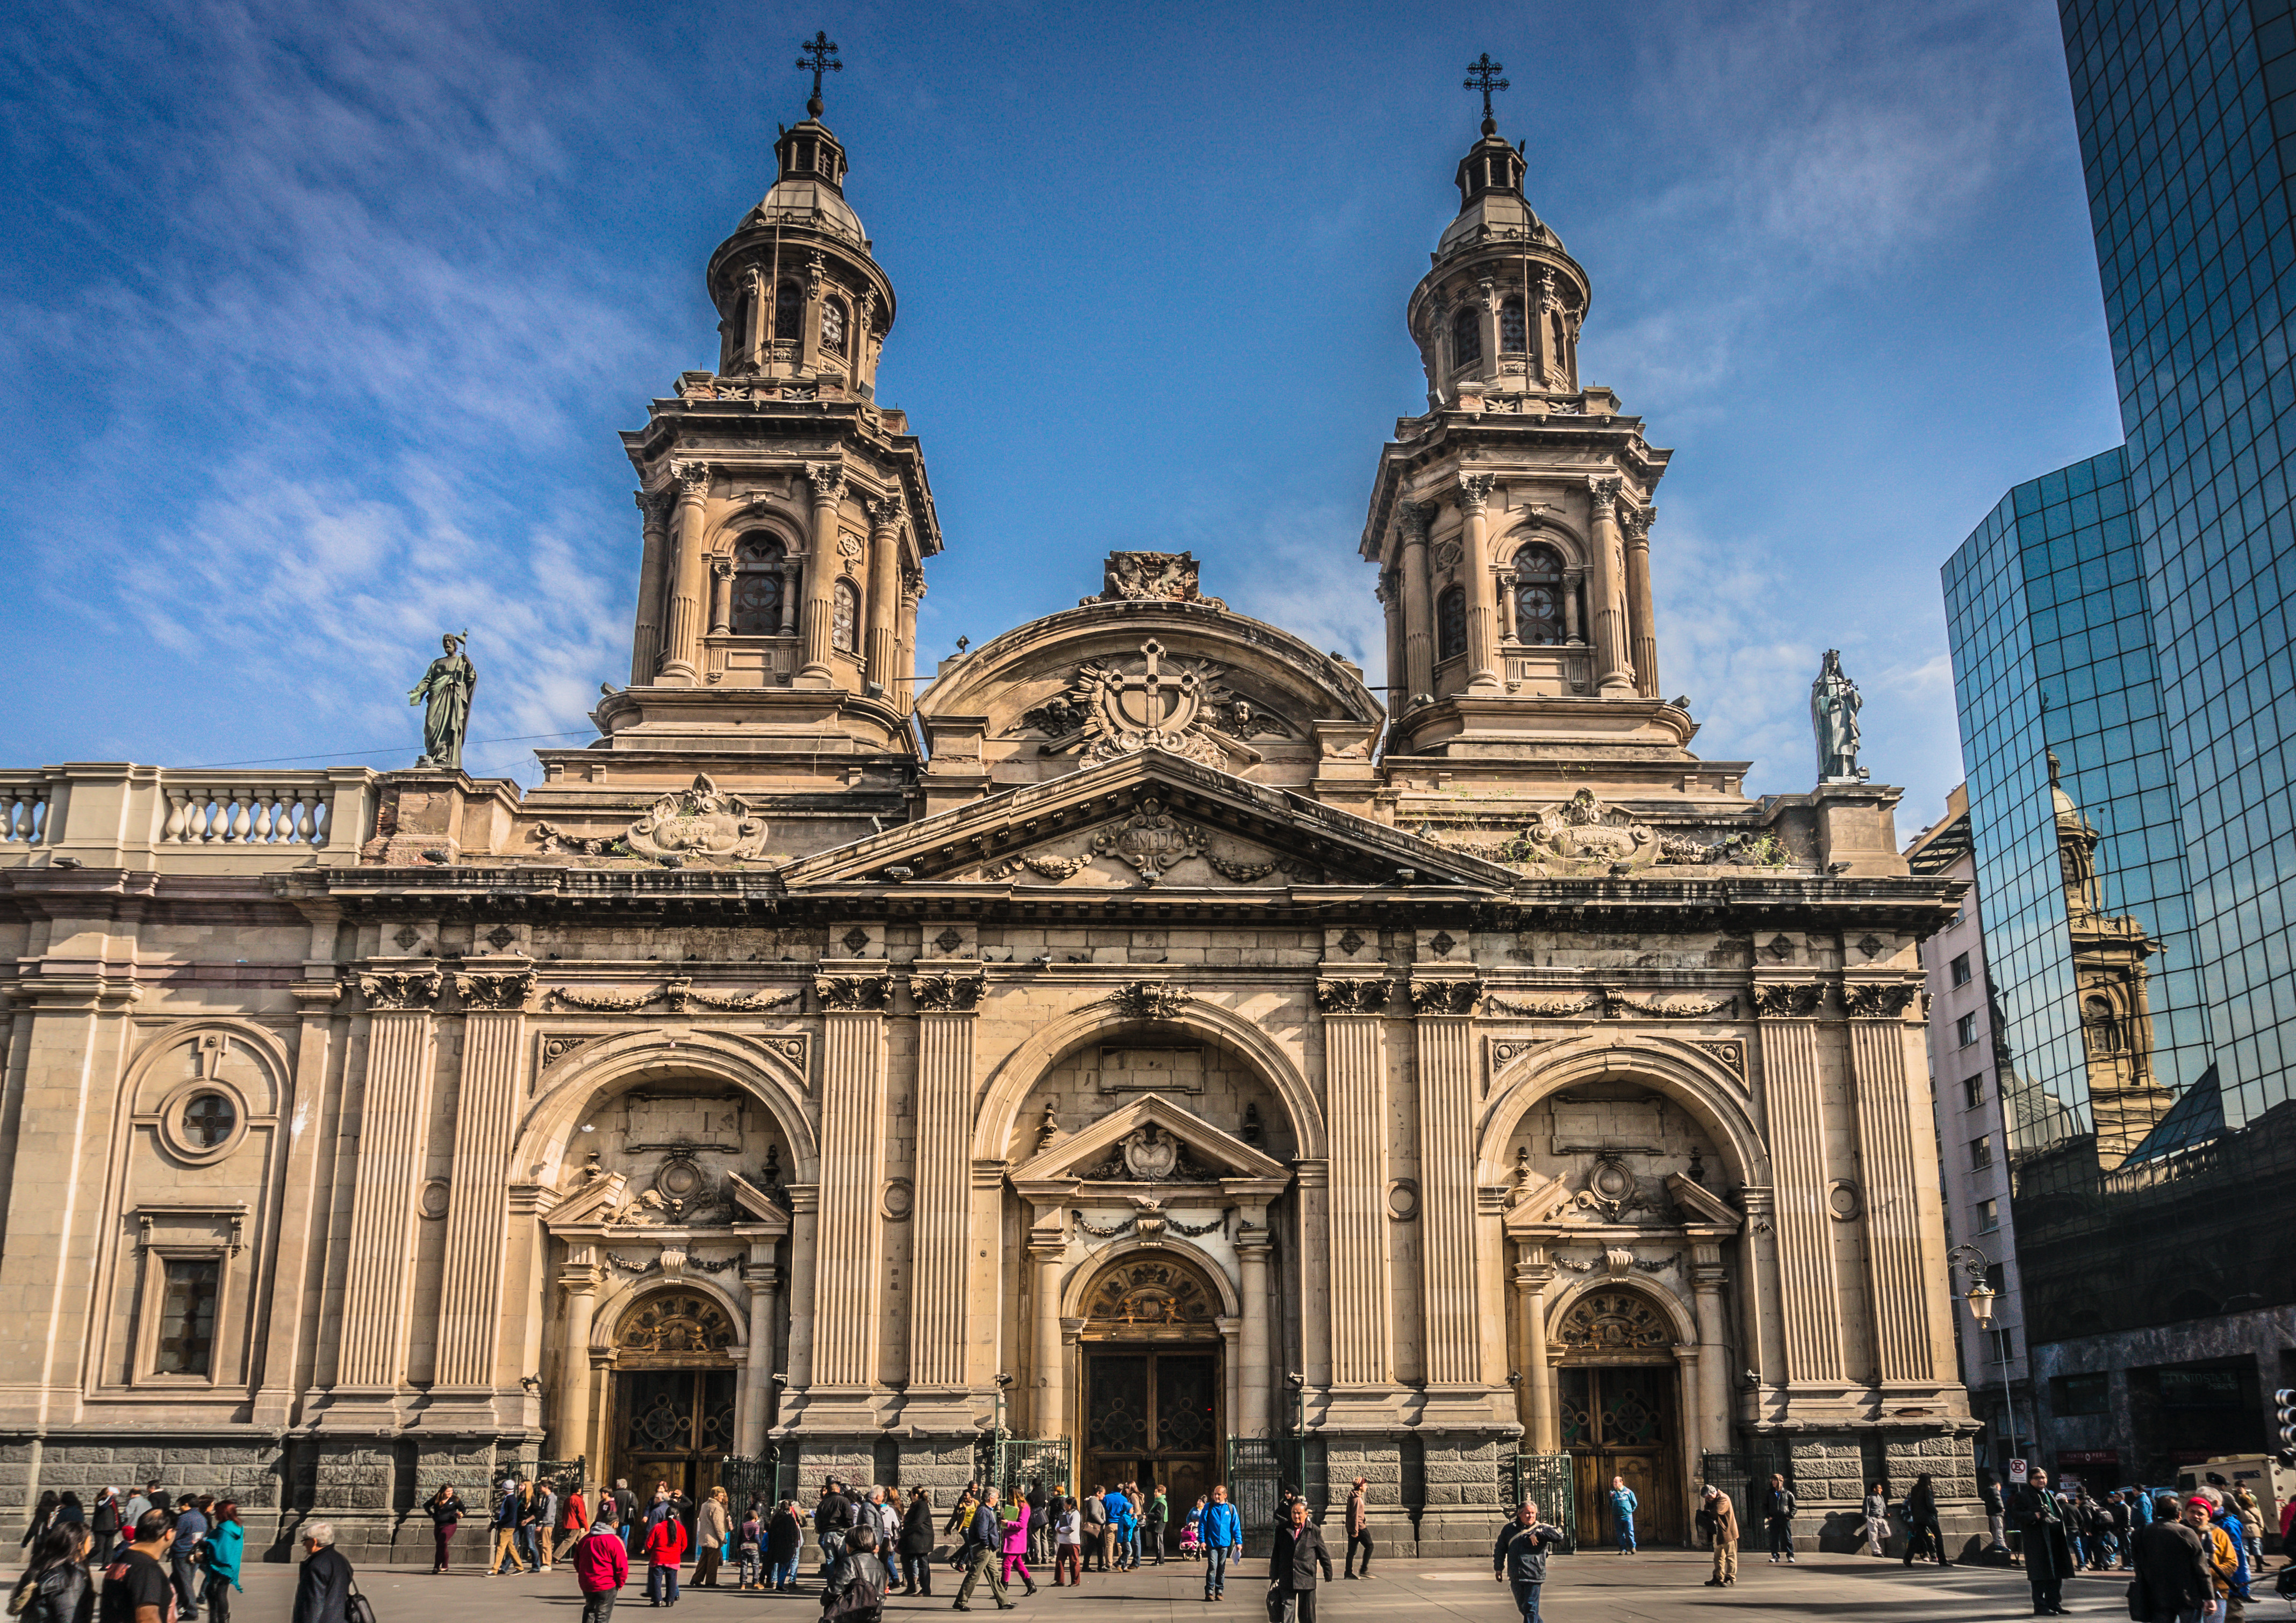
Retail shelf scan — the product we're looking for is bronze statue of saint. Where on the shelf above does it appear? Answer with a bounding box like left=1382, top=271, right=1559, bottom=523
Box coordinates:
left=1809, top=647, right=1864, bottom=782
left=409, top=632, right=477, bottom=769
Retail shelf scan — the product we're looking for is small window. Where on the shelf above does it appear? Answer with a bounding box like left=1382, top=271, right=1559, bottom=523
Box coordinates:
left=157, top=1260, right=219, bottom=1376
left=1976, top=1197, right=1999, bottom=1233
left=1993, top=1326, right=2017, bottom=1363
left=1451, top=304, right=1481, bottom=368
left=1500, top=298, right=1527, bottom=354
left=1963, top=1074, right=1984, bottom=1110
left=730, top=535, right=786, bottom=635
left=1969, top=1134, right=1993, bottom=1170
left=1950, top=952, right=1972, bottom=987
left=773, top=280, right=802, bottom=342
left=831, top=580, right=860, bottom=653
left=1513, top=545, right=1566, bottom=645
left=822, top=297, right=848, bottom=357
left=2055, top=1372, right=2109, bottom=1415
left=1956, top=1013, right=1978, bottom=1048
left=1436, top=587, right=1467, bottom=661
left=181, top=1092, right=236, bottom=1150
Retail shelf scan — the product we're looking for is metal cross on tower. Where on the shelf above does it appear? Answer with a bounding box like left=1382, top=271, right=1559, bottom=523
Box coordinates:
left=1463, top=52, right=1508, bottom=132
left=797, top=30, right=842, bottom=118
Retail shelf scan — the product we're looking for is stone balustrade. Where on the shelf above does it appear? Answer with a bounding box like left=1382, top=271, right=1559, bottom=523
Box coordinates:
left=0, top=764, right=378, bottom=871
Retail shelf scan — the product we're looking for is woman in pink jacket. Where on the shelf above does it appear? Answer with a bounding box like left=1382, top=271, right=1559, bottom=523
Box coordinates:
left=1001, top=1500, right=1038, bottom=1595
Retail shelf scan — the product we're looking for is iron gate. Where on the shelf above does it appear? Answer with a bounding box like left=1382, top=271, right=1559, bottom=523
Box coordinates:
left=1225, top=1438, right=1302, bottom=1557
left=994, top=1438, right=1073, bottom=1503
left=1699, top=1442, right=1791, bottom=1529
left=1508, top=1453, right=1576, bottom=1552
left=720, top=1451, right=781, bottom=1511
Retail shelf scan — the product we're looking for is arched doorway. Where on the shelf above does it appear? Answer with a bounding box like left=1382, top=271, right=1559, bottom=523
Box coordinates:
left=608, top=1290, right=742, bottom=1507
left=1078, top=1252, right=1224, bottom=1543
left=1555, top=1288, right=1684, bottom=1546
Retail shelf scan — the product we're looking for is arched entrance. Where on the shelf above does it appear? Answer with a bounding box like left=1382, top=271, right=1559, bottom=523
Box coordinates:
left=607, top=1290, right=742, bottom=1505
left=1078, top=1252, right=1224, bottom=1541
left=1555, top=1288, right=1684, bottom=1547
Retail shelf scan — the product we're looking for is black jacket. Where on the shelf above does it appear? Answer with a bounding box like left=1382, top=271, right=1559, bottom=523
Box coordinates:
left=2131, top=1520, right=2214, bottom=1613
left=290, top=1547, right=353, bottom=1623
left=1270, top=1524, right=1332, bottom=1591
left=1764, top=1488, right=1797, bottom=1522
left=426, top=1495, right=466, bottom=1528
left=1493, top=1519, right=1567, bottom=1584
left=900, top=1498, right=935, bottom=1555
left=766, top=1508, right=804, bottom=1562
left=815, top=1493, right=854, bottom=1534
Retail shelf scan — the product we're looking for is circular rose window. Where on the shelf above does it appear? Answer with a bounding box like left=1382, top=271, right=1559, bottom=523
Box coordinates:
left=181, top=1092, right=237, bottom=1150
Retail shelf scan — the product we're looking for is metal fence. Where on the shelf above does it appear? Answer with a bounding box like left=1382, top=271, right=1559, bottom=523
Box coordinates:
left=720, top=1452, right=783, bottom=1508
left=993, top=1438, right=1073, bottom=1502
left=1226, top=1438, right=1302, bottom=1557
left=1507, top=1453, right=1576, bottom=1552
left=1699, top=1442, right=1792, bottom=1527
left=534, top=1456, right=589, bottom=1496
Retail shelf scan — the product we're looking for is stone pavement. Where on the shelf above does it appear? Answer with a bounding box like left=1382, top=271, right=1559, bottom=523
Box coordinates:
left=194, top=1548, right=2148, bottom=1621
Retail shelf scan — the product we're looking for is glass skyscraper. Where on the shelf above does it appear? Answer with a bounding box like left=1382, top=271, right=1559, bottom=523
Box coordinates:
left=1935, top=0, right=2296, bottom=1481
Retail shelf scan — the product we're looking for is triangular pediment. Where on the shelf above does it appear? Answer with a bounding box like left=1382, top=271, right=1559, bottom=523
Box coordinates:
left=781, top=748, right=1522, bottom=891
left=1664, top=1172, right=1743, bottom=1229
left=1009, top=1092, right=1290, bottom=1185
left=543, top=1170, right=629, bottom=1227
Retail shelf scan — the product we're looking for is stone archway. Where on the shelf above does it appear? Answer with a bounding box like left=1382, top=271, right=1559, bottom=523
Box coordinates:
left=606, top=1289, right=743, bottom=1508
left=1074, top=1249, right=1227, bottom=1547
left=1550, top=1283, right=1688, bottom=1548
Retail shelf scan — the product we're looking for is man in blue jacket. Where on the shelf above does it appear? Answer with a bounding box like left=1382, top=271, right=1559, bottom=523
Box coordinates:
left=1609, top=1477, right=1638, bottom=1555
left=1200, top=1485, right=1243, bottom=1601
left=953, top=1486, right=1015, bottom=1612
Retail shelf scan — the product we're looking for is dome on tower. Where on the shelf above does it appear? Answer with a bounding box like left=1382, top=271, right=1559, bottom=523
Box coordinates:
left=1433, top=132, right=1566, bottom=263
left=738, top=117, right=869, bottom=247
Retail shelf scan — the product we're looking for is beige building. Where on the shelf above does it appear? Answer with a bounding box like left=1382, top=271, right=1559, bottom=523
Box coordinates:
left=0, top=94, right=1979, bottom=1559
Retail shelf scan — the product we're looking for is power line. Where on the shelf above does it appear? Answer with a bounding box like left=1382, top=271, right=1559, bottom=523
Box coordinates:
left=186, top=731, right=593, bottom=769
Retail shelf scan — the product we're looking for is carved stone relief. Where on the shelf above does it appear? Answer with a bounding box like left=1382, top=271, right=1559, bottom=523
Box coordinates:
left=1017, top=640, right=1292, bottom=769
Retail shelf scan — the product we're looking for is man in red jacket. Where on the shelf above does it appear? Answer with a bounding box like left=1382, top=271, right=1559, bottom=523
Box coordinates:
left=574, top=1518, right=631, bottom=1623
left=644, top=1508, right=688, bottom=1607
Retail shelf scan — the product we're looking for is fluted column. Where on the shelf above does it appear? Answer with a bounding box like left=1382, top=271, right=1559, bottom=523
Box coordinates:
left=798, top=462, right=844, bottom=687
left=1377, top=576, right=1405, bottom=709
left=910, top=976, right=980, bottom=1392
left=864, top=497, right=901, bottom=697
left=1513, top=1255, right=1555, bottom=1451
left=1585, top=477, right=1634, bottom=695
left=1846, top=983, right=1945, bottom=1383
left=557, top=1260, right=601, bottom=1461
left=630, top=490, right=672, bottom=686
left=709, top=557, right=734, bottom=637
left=1398, top=503, right=1435, bottom=707
left=1238, top=1225, right=1273, bottom=1437
left=740, top=1262, right=783, bottom=1454
left=434, top=969, right=535, bottom=1393
left=1460, top=473, right=1501, bottom=691
left=661, top=460, right=711, bottom=683
left=1753, top=983, right=1843, bottom=1382
left=338, top=972, right=442, bottom=1389
left=1412, top=978, right=1483, bottom=1389
left=1691, top=1253, right=1732, bottom=1455
left=810, top=975, right=888, bottom=1389
left=1031, top=1239, right=1066, bottom=1439
left=1621, top=505, right=1659, bottom=698
left=783, top=1185, right=820, bottom=1393
left=1319, top=983, right=1391, bottom=1388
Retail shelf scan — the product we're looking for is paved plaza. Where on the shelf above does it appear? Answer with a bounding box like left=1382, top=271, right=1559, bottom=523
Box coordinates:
left=193, top=1549, right=2146, bottom=1621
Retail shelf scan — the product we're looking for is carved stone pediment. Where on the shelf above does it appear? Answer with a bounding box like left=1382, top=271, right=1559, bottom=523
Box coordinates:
left=626, top=774, right=772, bottom=862
left=1018, top=639, right=1291, bottom=770
left=1097, top=550, right=1226, bottom=610
left=1007, top=1093, right=1289, bottom=1186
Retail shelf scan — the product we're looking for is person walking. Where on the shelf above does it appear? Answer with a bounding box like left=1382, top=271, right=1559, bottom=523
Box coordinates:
left=814, top=1481, right=855, bottom=1575
left=1268, top=1500, right=1332, bottom=1623
left=289, top=1525, right=353, bottom=1623
left=1082, top=1486, right=1109, bottom=1574
left=1051, top=1499, right=1081, bottom=1589
left=2204, top=1493, right=2251, bottom=1622
left=2129, top=1496, right=2218, bottom=1623
left=168, top=1494, right=208, bottom=1622
left=535, top=1482, right=562, bottom=1574
left=1905, top=1475, right=1950, bottom=1567
left=575, top=1515, right=630, bottom=1623
left=1608, top=1476, right=1638, bottom=1555
left=1762, top=1474, right=1797, bottom=1565
left=952, top=1485, right=1014, bottom=1612
left=736, top=1504, right=763, bottom=1592
left=1862, top=1481, right=1891, bottom=1558
left=14, top=1525, right=92, bottom=1623
left=1700, top=1485, right=1739, bottom=1588
left=1201, top=1484, right=1242, bottom=1603
left=102, top=1511, right=175, bottom=1623
left=1342, top=1478, right=1373, bottom=1579
left=425, top=1484, right=466, bottom=1574
left=1981, top=1472, right=2011, bottom=1557
left=868, top=1488, right=901, bottom=1575
left=87, top=1494, right=118, bottom=1569
left=2008, top=1467, right=2075, bottom=1616
left=489, top=1477, right=528, bottom=1575
left=998, top=1492, right=1037, bottom=1596
left=20, top=1493, right=59, bottom=1555
left=2113, top=1491, right=2136, bottom=1571
left=766, top=1499, right=804, bottom=1594
left=557, top=1483, right=591, bottom=1567
left=1493, top=1499, right=1569, bottom=1623
left=197, top=1503, right=242, bottom=1623
left=1025, top=1480, right=1050, bottom=1569
left=1105, top=1483, right=1135, bottom=1571
left=2191, top=1495, right=2244, bottom=1623
left=693, top=1486, right=729, bottom=1588
left=643, top=1503, right=688, bottom=1608
left=898, top=1486, right=935, bottom=1597
left=820, top=1522, right=888, bottom=1615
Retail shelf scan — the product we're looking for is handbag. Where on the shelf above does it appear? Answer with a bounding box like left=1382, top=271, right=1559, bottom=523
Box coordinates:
left=2123, top=1570, right=2148, bottom=1622
left=347, top=1576, right=378, bottom=1623
left=1263, top=1586, right=1285, bottom=1623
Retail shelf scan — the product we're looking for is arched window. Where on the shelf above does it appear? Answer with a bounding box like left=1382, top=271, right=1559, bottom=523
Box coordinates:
left=822, top=297, right=848, bottom=356
left=832, top=580, right=860, bottom=653
left=773, top=280, right=802, bottom=342
left=2083, top=994, right=2122, bottom=1053
left=728, top=289, right=752, bottom=360
left=1500, top=298, right=1527, bottom=354
left=1436, top=587, right=1467, bottom=661
left=730, top=534, right=786, bottom=634
left=1451, top=304, right=1481, bottom=368
left=1513, top=544, right=1567, bottom=645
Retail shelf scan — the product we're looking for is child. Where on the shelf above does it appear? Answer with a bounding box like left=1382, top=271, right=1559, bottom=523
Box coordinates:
left=1053, top=1503, right=1082, bottom=1588
left=1180, top=1496, right=1206, bottom=1560
left=737, top=1505, right=763, bottom=1591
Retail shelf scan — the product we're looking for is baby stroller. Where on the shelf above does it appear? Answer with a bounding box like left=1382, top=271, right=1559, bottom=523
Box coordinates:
left=1178, top=1511, right=1204, bottom=1561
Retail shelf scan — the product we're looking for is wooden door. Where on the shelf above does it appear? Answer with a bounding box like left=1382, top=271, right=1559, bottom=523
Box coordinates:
left=1084, top=1346, right=1219, bottom=1545
left=1560, top=1364, right=1682, bottom=1546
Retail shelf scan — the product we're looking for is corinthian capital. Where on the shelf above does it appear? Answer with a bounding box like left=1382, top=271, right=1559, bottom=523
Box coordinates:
left=1589, top=476, right=1621, bottom=518
left=805, top=460, right=846, bottom=505
left=1458, top=473, right=1496, bottom=516
left=634, top=488, right=675, bottom=527
left=866, top=494, right=903, bottom=532
left=1621, top=505, right=1654, bottom=543
left=673, top=460, right=712, bottom=498
left=1399, top=502, right=1432, bottom=545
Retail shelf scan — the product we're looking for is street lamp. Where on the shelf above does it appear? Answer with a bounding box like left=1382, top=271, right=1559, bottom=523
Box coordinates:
left=1947, top=1242, right=2019, bottom=1462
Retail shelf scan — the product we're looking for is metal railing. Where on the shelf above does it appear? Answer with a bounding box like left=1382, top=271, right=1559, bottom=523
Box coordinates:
left=1508, top=1453, right=1577, bottom=1551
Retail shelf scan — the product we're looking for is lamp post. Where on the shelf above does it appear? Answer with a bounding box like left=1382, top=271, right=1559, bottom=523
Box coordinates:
left=1947, top=1243, right=2021, bottom=1465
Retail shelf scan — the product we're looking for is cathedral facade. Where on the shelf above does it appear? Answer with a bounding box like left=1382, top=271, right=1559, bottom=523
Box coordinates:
left=0, top=90, right=1978, bottom=1558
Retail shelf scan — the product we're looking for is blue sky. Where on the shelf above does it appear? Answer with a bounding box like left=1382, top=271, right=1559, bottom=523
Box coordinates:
left=0, top=0, right=2123, bottom=832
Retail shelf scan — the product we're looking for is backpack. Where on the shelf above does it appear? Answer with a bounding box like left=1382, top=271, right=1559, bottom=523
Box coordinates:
left=823, top=1553, right=884, bottom=1622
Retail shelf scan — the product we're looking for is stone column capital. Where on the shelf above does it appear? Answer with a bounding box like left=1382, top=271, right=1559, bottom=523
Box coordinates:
left=805, top=460, right=846, bottom=506
left=1588, top=475, right=1621, bottom=518
left=711, top=555, right=735, bottom=582
left=1458, top=473, right=1496, bottom=514
left=558, top=1261, right=602, bottom=1295
left=742, top=1262, right=784, bottom=1291
left=635, top=488, right=676, bottom=526
left=1399, top=501, right=1432, bottom=544
left=673, top=459, right=712, bottom=498
left=866, top=495, right=903, bottom=532
left=1692, top=1264, right=1729, bottom=1290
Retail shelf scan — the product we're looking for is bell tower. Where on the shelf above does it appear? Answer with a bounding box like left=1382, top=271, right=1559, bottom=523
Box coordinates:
left=569, top=34, right=943, bottom=833
left=1360, top=60, right=1737, bottom=814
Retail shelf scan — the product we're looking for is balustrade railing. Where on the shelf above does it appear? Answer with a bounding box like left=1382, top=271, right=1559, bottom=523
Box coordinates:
left=0, top=776, right=52, bottom=844
left=161, top=780, right=335, bottom=846
left=0, top=765, right=376, bottom=868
